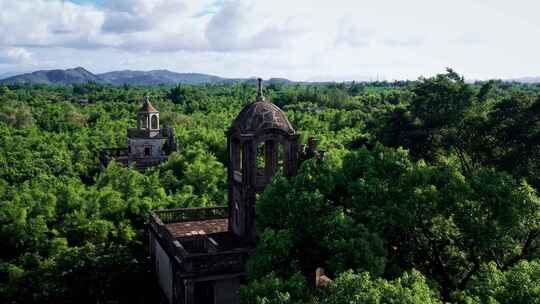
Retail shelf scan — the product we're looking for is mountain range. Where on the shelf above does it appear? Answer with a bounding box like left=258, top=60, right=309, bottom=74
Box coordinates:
left=0, top=67, right=295, bottom=86
left=2, top=67, right=540, bottom=85
left=506, top=76, right=540, bottom=84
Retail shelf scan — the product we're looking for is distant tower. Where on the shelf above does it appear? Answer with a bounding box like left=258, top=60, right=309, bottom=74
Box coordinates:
left=99, top=96, right=176, bottom=171
left=227, top=78, right=300, bottom=243
left=127, top=96, right=174, bottom=170
left=137, top=96, right=160, bottom=134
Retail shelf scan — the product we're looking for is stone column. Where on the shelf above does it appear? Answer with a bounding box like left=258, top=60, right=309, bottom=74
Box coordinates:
left=285, top=135, right=300, bottom=177
left=227, top=134, right=235, bottom=234
left=243, top=139, right=257, bottom=243
left=265, top=140, right=277, bottom=180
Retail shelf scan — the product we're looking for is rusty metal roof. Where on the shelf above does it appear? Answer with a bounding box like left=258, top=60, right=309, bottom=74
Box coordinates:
left=166, top=218, right=229, bottom=238
left=139, top=96, right=158, bottom=113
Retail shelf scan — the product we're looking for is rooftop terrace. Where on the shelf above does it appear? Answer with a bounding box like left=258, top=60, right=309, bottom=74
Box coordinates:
left=148, top=207, right=250, bottom=276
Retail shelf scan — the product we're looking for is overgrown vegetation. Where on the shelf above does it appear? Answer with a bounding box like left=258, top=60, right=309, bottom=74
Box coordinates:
left=1, top=71, right=540, bottom=303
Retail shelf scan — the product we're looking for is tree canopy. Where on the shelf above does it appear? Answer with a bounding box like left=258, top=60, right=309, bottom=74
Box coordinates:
left=1, top=73, right=540, bottom=303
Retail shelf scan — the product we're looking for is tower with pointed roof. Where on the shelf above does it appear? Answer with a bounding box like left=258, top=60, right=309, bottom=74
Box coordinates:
left=100, top=96, right=176, bottom=171
left=127, top=96, right=175, bottom=169
left=137, top=96, right=160, bottom=134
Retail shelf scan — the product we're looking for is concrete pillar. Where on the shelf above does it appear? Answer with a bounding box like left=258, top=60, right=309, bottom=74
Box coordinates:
left=243, top=139, right=257, bottom=243
left=265, top=140, right=277, bottom=180
left=286, top=135, right=300, bottom=177
left=184, top=279, right=195, bottom=304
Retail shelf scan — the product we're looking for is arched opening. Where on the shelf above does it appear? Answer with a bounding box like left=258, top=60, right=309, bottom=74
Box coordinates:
left=256, top=139, right=285, bottom=185
left=231, top=138, right=243, bottom=182
left=256, top=141, right=266, bottom=170
left=277, top=142, right=284, bottom=169
left=151, top=115, right=159, bottom=129
left=142, top=114, right=149, bottom=129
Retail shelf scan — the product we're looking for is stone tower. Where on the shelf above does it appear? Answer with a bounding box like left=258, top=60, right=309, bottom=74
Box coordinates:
left=99, top=96, right=176, bottom=171
left=226, top=78, right=300, bottom=243
left=147, top=79, right=322, bottom=304
left=137, top=96, right=160, bottom=135
left=126, top=96, right=175, bottom=170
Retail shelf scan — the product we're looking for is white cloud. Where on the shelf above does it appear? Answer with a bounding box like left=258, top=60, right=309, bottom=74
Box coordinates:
left=1, top=0, right=540, bottom=80
left=335, top=18, right=373, bottom=48
left=101, top=0, right=190, bottom=33
left=0, top=47, right=33, bottom=64
left=205, top=1, right=300, bottom=51
left=0, top=0, right=105, bottom=49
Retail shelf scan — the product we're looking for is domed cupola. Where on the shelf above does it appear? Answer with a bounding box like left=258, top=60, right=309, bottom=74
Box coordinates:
left=231, top=79, right=295, bottom=135
left=227, top=78, right=300, bottom=243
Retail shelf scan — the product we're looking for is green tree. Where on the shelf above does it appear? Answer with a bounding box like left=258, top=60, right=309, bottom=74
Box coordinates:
left=322, top=270, right=442, bottom=304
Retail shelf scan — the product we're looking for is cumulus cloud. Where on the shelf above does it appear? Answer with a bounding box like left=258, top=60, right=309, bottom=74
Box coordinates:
left=101, top=0, right=189, bottom=33
left=101, top=11, right=153, bottom=34
left=101, top=0, right=212, bottom=52
left=0, top=47, right=32, bottom=64
left=205, top=1, right=247, bottom=51
left=0, top=0, right=105, bottom=49
left=335, top=18, right=373, bottom=48
left=1, top=0, right=540, bottom=80
left=0, top=0, right=298, bottom=53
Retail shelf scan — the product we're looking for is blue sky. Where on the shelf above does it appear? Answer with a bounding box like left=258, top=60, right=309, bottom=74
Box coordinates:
left=1, top=0, right=540, bottom=81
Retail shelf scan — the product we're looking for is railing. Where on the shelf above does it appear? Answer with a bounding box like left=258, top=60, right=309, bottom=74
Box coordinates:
left=100, top=148, right=129, bottom=157
left=153, top=207, right=228, bottom=224
left=127, top=128, right=166, bottom=138
left=148, top=207, right=248, bottom=276
left=179, top=251, right=247, bottom=275
left=149, top=212, right=189, bottom=257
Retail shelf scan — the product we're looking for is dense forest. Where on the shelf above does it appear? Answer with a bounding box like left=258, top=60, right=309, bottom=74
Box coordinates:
left=1, top=69, right=540, bottom=303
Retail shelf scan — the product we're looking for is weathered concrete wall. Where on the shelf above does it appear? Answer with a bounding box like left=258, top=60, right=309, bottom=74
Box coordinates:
left=128, top=138, right=163, bottom=158
left=214, top=278, right=240, bottom=304
left=154, top=239, right=173, bottom=304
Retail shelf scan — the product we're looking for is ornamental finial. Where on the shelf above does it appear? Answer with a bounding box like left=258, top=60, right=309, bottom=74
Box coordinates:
left=256, top=78, right=265, bottom=102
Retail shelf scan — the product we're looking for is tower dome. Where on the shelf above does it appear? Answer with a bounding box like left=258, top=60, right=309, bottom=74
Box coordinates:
left=231, top=78, right=294, bottom=134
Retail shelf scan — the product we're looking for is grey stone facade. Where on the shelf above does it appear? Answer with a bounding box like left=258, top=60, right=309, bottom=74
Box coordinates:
left=100, top=96, right=176, bottom=171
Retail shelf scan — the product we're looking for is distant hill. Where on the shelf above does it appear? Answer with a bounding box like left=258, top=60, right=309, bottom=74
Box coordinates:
left=98, top=70, right=234, bottom=85
left=0, top=67, right=299, bottom=86
left=4, top=67, right=540, bottom=86
left=0, top=71, right=20, bottom=80
left=506, top=77, right=540, bottom=83
left=0, top=67, right=105, bottom=85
